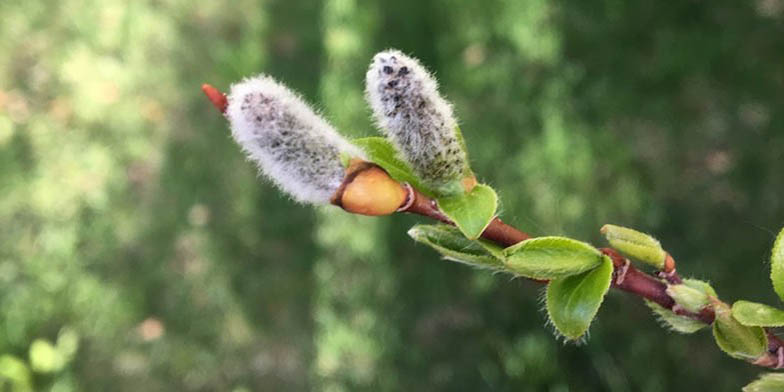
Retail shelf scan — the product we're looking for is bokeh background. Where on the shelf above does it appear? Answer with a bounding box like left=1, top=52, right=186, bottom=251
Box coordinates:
left=1, top=0, right=783, bottom=390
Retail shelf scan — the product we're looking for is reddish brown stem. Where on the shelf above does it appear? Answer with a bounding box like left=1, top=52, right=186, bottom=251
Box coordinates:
left=658, top=253, right=683, bottom=284
left=402, top=188, right=451, bottom=224
left=482, top=217, right=531, bottom=245
left=401, top=188, right=530, bottom=244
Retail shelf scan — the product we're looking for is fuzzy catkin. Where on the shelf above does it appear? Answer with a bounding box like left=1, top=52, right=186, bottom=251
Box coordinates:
left=226, top=75, right=364, bottom=204
left=365, top=50, right=468, bottom=192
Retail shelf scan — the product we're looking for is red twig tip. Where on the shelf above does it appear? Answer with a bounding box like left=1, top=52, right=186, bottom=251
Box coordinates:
left=201, top=83, right=228, bottom=114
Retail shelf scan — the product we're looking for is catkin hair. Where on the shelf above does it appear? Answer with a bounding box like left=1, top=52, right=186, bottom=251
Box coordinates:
left=226, top=75, right=364, bottom=204
left=365, top=50, right=468, bottom=192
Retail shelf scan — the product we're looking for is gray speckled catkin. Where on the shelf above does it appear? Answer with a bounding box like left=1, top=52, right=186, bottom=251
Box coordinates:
left=226, top=75, right=364, bottom=204
left=365, top=49, right=468, bottom=192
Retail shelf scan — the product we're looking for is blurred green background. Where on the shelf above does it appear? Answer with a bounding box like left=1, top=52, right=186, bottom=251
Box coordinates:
left=1, top=0, right=783, bottom=390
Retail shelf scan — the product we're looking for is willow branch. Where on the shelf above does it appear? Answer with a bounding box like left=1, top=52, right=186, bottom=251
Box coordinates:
left=201, top=83, right=784, bottom=370
left=398, top=165, right=784, bottom=369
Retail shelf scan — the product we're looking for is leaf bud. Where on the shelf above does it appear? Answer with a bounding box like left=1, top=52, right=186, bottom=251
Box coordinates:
left=666, top=283, right=711, bottom=314
left=600, top=224, right=669, bottom=270
left=332, top=161, right=409, bottom=216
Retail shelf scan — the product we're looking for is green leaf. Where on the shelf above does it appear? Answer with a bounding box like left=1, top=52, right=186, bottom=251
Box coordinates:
left=437, top=184, right=498, bottom=240
left=503, top=237, right=604, bottom=280
left=546, top=255, right=613, bottom=341
left=353, top=137, right=436, bottom=197
left=56, top=327, right=80, bottom=361
left=408, top=224, right=505, bottom=270
left=644, top=300, right=707, bottom=334
left=712, top=303, right=768, bottom=361
left=744, top=373, right=784, bottom=392
left=732, top=300, right=784, bottom=327
left=600, top=224, right=667, bottom=269
left=29, top=339, right=65, bottom=373
left=771, top=226, right=784, bottom=302
left=0, top=354, right=32, bottom=391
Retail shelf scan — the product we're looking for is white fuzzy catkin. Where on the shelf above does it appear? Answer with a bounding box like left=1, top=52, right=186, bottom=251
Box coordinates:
left=365, top=49, right=467, bottom=190
left=226, top=75, right=364, bottom=204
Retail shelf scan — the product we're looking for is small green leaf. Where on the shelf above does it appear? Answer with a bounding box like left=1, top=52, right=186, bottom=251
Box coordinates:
left=682, top=278, right=718, bottom=298
left=56, top=327, right=80, bottom=361
left=29, top=339, right=65, bottom=374
left=666, top=284, right=711, bottom=313
left=744, top=373, right=784, bottom=392
left=0, top=354, right=32, bottom=390
left=771, top=226, right=784, bottom=302
left=503, top=237, right=603, bottom=280
left=353, top=137, right=436, bottom=197
left=712, top=303, right=768, bottom=361
left=546, top=256, right=613, bottom=341
left=408, top=224, right=505, bottom=270
left=732, top=300, right=784, bottom=327
left=644, top=300, right=707, bottom=334
left=437, top=184, right=498, bottom=240
left=600, top=224, right=667, bottom=269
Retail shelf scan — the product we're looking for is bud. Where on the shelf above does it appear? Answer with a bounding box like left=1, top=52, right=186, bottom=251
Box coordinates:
left=226, top=75, right=365, bottom=204
left=666, top=283, right=711, bottom=313
left=365, top=49, right=469, bottom=194
left=333, top=161, right=409, bottom=216
left=600, top=224, right=669, bottom=270
left=682, top=278, right=717, bottom=297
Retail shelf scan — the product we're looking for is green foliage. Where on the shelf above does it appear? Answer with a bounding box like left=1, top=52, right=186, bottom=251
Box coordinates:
left=743, top=373, right=784, bottom=392
left=24, top=328, right=79, bottom=376
left=408, top=224, right=505, bottom=270
left=545, top=256, right=613, bottom=341
left=600, top=224, right=667, bottom=269
left=732, top=301, right=784, bottom=327
left=437, top=184, right=498, bottom=239
left=0, top=355, right=32, bottom=391
left=353, top=137, right=436, bottom=197
left=644, top=300, right=707, bottom=334
left=55, top=328, right=79, bottom=361
left=29, top=339, right=63, bottom=374
left=771, top=227, right=784, bottom=302
left=712, top=304, right=768, bottom=361
left=503, top=237, right=604, bottom=280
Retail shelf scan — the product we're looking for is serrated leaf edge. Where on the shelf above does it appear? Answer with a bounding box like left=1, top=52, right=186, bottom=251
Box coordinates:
left=545, top=256, right=613, bottom=341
